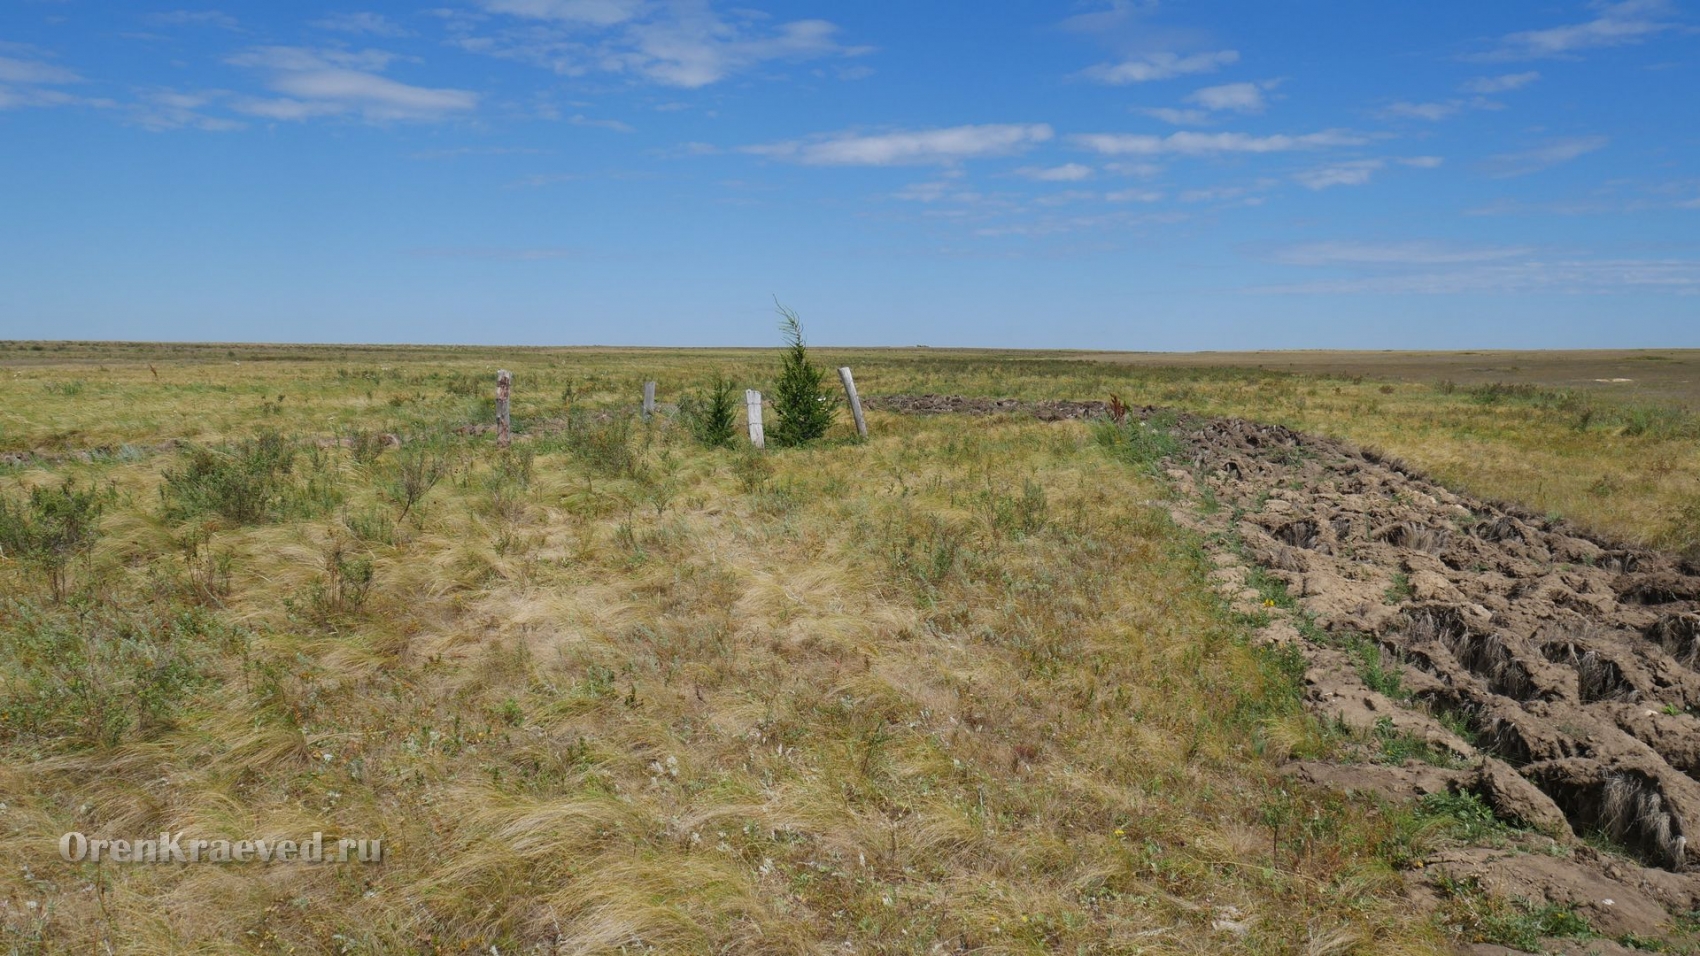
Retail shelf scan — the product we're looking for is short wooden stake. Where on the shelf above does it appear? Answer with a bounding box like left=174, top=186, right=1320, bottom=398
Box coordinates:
left=745, top=389, right=765, bottom=449
left=496, top=369, right=512, bottom=449
left=837, top=366, right=867, bottom=439
left=643, top=380, right=657, bottom=418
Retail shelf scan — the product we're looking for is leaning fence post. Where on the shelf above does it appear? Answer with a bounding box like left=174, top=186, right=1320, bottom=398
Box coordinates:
left=837, top=366, right=867, bottom=439
left=496, top=369, right=512, bottom=449
left=643, top=380, right=657, bottom=419
left=745, top=389, right=765, bottom=449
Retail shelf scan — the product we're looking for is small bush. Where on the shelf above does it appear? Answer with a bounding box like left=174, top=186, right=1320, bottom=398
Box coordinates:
left=1093, top=411, right=1180, bottom=472
left=768, top=301, right=837, bottom=448
left=679, top=375, right=740, bottom=448
left=161, top=432, right=297, bottom=524
left=565, top=411, right=637, bottom=478
left=0, top=598, right=231, bottom=750
left=383, top=441, right=448, bottom=522
left=0, top=480, right=107, bottom=601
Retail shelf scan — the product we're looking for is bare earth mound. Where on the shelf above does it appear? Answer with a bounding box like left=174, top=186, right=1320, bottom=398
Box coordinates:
left=878, top=393, right=1700, bottom=951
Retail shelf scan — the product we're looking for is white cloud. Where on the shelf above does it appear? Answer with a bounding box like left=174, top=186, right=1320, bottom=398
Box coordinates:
left=0, top=51, right=99, bottom=113
left=1250, top=258, right=1700, bottom=296
left=1186, top=81, right=1266, bottom=113
left=456, top=1, right=868, bottom=88
left=1072, top=129, right=1365, bottom=156
left=1482, top=0, right=1677, bottom=59
left=1262, top=241, right=1533, bottom=266
left=1379, top=101, right=1460, bottom=121
left=147, top=10, right=241, bottom=30
left=1294, top=160, right=1384, bottom=190
left=1293, top=155, right=1442, bottom=190
left=568, top=113, right=633, bottom=132
left=1016, top=163, right=1094, bottom=182
left=1105, top=161, right=1163, bottom=177
left=1080, top=50, right=1239, bottom=84
left=477, top=0, right=645, bottom=26
left=0, top=55, right=81, bottom=86
left=311, top=12, right=413, bottom=37
left=1105, top=188, right=1163, bottom=202
left=749, top=124, right=1054, bottom=166
left=128, top=89, right=245, bottom=131
left=1485, top=135, right=1608, bottom=177
left=227, top=46, right=478, bottom=122
left=1462, top=71, right=1541, bottom=93
left=622, top=15, right=853, bottom=88
left=1136, top=106, right=1211, bottom=125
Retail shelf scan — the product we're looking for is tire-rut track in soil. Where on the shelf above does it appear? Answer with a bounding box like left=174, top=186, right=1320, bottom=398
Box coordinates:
left=878, top=394, right=1700, bottom=945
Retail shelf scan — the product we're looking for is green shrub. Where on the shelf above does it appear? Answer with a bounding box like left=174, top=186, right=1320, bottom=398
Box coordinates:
left=768, top=301, right=837, bottom=448
left=0, top=598, right=231, bottom=750
left=161, top=432, right=298, bottom=523
left=564, top=410, right=637, bottom=478
left=0, top=480, right=106, bottom=600
left=382, top=441, right=448, bottom=522
left=679, top=375, right=739, bottom=448
left=1093, top=411, right=1180, bottom=472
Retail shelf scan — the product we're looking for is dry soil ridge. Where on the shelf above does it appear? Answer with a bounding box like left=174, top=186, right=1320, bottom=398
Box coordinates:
left=874, top=393, right=1700, bottom=950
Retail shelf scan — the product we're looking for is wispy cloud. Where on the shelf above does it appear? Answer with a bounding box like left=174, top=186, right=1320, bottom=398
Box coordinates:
left=0, top=55, right=81, bottom=86
left=1477, top=0, right=1679, bottom=60
left=478, top=0, right=645, bottom=27
left=1461, top=71, right=1541, bottom=93
left=1016, top=163, right=1094, bottom=182
left=1072, top=129, right=1365, bottom=156
left=146, top=10, right=241, bottom=31
left=452, top=1, right=869, bottom=89
left=1260, top=241, right=1533, bottom=266
left=410, top=146, right=548, bottom=159
left=128, top=89, right=244, bottom=131
left=0, top=49, right=102, bottom=112
left=1378, top=101, right=1461, bottom=121
left=1293, top=156, right=1442, bottom=190
left=1294, top=160, right=1384, bottom=190
left=569, top=113, right=633, bottom=132
left=1251, top=258, right=1700, bottom=295
left=1136, top=106, right=1211, bottom=125
left=226, top=46, right=478, bottom=122
left=748, top=124, right=1053, bottom=166
left=408, top=246, right=582, bottom=260
left=1485, top=135, right=1608, bottom=177
left=311, top=12, right=413, bottom=38
left=1079, top=49, right=1239, bottom=84
left=1186, top=81, right=1270, bottom=113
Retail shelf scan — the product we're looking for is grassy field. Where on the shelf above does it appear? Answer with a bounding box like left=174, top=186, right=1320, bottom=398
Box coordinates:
left=1, top=342, right=1698, bottom=952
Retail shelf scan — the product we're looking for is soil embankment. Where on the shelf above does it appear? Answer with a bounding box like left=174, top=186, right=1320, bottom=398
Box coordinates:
left=876, top=394, right=1700, bottom=950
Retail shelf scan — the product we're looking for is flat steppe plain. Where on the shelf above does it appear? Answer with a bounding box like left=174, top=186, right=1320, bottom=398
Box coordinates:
left=2, top=340, right=1699, bottom=953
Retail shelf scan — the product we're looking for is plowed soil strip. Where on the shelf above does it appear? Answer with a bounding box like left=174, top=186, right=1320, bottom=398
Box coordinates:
left=876, top=394, right=1700, bottom=944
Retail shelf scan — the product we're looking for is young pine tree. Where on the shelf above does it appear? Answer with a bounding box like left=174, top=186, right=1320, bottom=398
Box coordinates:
left=680, top=374, right=739, bottom=448
left=769, top=301, right=837, bottom=447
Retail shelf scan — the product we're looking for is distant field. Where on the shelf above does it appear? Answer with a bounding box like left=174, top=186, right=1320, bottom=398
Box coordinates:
left=1086, top=348, right=1700, bottom=408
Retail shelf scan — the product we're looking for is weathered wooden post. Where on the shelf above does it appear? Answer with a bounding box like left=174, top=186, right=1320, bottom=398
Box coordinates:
left=745, top=389, right=765, bottom=449
left=496, top=369, right=512, bottom=449
left=643, top=380, right=657, bottom=419
left=837, top=366, right=867, bottom=439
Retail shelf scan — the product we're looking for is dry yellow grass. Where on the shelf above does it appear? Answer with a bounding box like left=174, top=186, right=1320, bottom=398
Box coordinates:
left=4, top=342, right=1696, bottom=953
left=0, top=345, right=1461, bottom=954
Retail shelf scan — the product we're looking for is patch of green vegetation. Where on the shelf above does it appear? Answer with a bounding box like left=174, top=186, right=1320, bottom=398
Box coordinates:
left=161, top=431, right=341, bottom=523
left=1436, top=873, right=1594, bottom=951
left=0, top=479, right=108, bottom=601
left=1092, top=410, right=1180, bottom=473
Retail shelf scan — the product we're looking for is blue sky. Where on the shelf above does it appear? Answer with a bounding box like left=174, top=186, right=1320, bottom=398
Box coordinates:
left=1, top=1, right=1696, bottom=348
